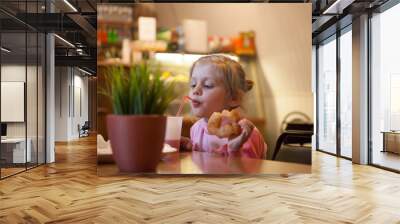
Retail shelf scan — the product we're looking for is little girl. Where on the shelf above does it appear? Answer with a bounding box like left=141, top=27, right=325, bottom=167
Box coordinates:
left=182, top=55, right=266, bottom=159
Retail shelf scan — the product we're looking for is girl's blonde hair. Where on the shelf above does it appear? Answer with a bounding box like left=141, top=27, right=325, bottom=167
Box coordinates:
left=189, top=54, right=254, bottom=102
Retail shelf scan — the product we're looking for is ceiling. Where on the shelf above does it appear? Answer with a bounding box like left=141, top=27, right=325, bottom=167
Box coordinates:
left=0, top=0, right=394, bottom=73
left=0, top=0, right=97, bottom=73
left=311, top=0, right=390, bottom=43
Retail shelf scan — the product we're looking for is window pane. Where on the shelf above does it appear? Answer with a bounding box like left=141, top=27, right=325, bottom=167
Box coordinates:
left=27, top=31, right=38, bottom=169
left=318, top=37, right=337, bottom=154
left=371, top=3, right=400, bottom=171
left=1, top=30, right=28, bottom=177
left=38, top=32, right=45, bottom=165
left=340, top=29, right=352, bottom=158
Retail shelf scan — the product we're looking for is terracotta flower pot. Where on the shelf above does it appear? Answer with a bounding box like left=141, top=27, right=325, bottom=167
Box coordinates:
left=106, top=115, right=166, bottom=173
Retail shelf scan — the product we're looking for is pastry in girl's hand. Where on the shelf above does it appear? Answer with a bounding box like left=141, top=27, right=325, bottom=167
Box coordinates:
left=207, top=108, right=242, bottom=138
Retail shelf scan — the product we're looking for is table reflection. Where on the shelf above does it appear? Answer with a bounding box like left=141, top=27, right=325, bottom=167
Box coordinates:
left=98, top=151, right=311, bottom=175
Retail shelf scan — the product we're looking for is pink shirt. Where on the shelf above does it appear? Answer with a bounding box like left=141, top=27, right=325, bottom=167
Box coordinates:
left=190, top=118, right=266, bottom=159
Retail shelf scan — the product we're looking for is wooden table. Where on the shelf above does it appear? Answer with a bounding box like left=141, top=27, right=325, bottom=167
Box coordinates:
left=98, top=151, right=311, bottom=176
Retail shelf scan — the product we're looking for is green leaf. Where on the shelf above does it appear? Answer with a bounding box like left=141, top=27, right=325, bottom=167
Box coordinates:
left=102, top=62, right=178, bottom=115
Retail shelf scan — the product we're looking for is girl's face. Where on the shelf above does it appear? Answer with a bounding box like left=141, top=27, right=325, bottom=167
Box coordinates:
left=189, top=63, right=236, bottom=118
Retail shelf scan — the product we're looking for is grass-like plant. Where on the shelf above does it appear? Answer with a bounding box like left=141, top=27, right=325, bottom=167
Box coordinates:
left=100, top=62, right=177, bottom=115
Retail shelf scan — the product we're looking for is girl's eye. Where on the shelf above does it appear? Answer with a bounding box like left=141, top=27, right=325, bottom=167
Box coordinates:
left=190, top=83, right=196, bottom=88
left=204, top=83, right=214, bottom=89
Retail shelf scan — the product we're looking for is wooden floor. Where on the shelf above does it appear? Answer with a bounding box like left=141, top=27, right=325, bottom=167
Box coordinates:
left=1, top=167, right=26, bottom=178
left=0, top=136, right=400, bottom=223
left=372, top=151, right=400, bottom=171
left=1, top=163, right=45, bottom=178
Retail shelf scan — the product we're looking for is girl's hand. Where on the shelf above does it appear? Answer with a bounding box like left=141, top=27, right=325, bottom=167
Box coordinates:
left=180, top=137, right=193, bottom=151
left=227, top=119, right=255, bottom=153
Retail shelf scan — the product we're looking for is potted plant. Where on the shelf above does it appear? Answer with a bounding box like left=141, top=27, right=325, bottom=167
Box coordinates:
left=100, top=62, right=176, bottom=172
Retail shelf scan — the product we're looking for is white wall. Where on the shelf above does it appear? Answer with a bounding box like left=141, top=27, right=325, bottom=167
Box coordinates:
left=55, top=67, right=69, bottom=141
left=155, top=3, right=312, bottom=154
left=55, top=67, right=89, bottom=141
left=72, top=73, right=89, bottom=138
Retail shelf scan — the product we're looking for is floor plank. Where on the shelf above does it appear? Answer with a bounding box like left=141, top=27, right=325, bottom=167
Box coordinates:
left=372, top=151, right=400, bottom=171
left=0, top=135, right=399, bottom=223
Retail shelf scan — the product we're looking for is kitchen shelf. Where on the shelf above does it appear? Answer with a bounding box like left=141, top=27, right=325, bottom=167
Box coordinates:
left=98, top=42, right=123, bottom=47
left=98, top=60, right=131, bottom=67
left=98, top=20, right=133, bottom=27
left=97, top=51, right=252, bottom=67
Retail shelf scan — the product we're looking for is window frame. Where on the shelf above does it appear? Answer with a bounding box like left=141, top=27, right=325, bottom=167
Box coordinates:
left=315, top=24, right=353, bottom=160
left=367, top=0, right=400, bottom=173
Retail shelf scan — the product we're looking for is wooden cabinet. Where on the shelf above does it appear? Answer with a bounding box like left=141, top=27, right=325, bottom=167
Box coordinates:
left=382, top=131, right=400, bottom=154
